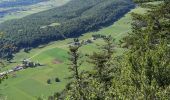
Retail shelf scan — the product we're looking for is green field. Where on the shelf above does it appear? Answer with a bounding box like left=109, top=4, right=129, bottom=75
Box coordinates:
left=0, top=0, right=70, bottom=23
left=0, top=7, right=145, bottom=100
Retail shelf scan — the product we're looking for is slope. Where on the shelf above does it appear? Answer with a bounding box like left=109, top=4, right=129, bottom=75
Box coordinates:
left=0, top=7, right=145, bottom=100
left=0, top=0, right=135, bottom=58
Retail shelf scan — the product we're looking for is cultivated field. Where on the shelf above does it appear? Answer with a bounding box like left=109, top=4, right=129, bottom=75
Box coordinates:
left=0, top=0, right=70, bottom=23
left=0, top=7, right=145, bottom=100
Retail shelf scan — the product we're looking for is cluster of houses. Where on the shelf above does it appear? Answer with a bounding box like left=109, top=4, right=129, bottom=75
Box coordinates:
left=0, top=59, right=41, bottom=77
left=68, top=34, right=106, bottom=46
left=92, top=34, right=107, bottom=40
left=22, top=59, right=41, bottom=68
left=68, top=37, right=96, bottom=46
left=1, top=34, right=106, bottom=78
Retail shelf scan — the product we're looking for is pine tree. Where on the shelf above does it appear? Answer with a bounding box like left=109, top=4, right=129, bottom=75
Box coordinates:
left=121, top=0, right=170, bottom=99
left=101, top=35, right=115, bottom=89
left=0, top=33, right=7, bottom=84
left=49, top=1, right=170, bottom=99
left=102, top=35, right=115, bottom=59
left=68, top=38, right=82, bottom=86
left=67, top=38, right=86, bottom=99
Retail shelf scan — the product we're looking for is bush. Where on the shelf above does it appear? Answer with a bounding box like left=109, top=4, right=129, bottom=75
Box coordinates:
left=55, top=77, right=60, bottom=82
left=47, top=79, right=52, bottom=84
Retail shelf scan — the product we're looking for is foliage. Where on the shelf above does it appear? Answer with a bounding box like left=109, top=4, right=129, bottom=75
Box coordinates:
left=67, top=38, right=86, bottom=99
left=49, top=0, right=170, bottom=99
left=0, top=0, right=135, bottom=59
left=47, top=79, right=52, bottom=84
left=55, top=77, right=60, bottom=82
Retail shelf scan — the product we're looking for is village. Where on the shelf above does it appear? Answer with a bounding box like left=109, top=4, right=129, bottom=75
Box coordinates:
left=68, top=34, right=107, bottom=46
left=0, top=59, right=41, bottom=77
left=0, top=34, right=105, bottom=78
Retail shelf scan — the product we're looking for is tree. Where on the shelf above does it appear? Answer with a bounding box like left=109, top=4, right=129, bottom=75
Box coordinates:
left=119, top=0, right=170, bottom=99
left=89, top=35, right=115, bottom=88
left=47, top=79, right=52, bottom=84
left=6, top=52, right=13, bottom=62
left=80, top=35, right=116, bottom=99
left=0, top=0, right=135, bottom=59
left=68, top=39, right=82, bottom=83
left=55, top=77, right=60, bottom=82
left=48, top=0, right=170, bottom=99
left=102, top=35, right=115, bottom=59
left=0, top=74, right=8, bottom=84
left=67, top=38, right=85, bottom=99
left=0, top=33, right=7, bottom=84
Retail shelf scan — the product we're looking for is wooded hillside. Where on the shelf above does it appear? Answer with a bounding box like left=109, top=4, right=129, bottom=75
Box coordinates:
left=0, top=0, right=135, bottom=58
left=46, top=0, right=170, bottom=99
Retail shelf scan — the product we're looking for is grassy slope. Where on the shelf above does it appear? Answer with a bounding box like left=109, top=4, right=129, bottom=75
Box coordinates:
left=0, top=7, right=145, bottom=100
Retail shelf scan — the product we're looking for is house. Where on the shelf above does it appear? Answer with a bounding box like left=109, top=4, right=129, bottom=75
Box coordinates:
left=69, top=41, right=81, bottom=46
left=21, top=59, right=41, bottom=68
left=0, top=72, right=7, bottom=77
left=84, top=39, right=93, bottom=45
left=13, top=66, right=23, bottom=71
left=7, top=69, right=14, bottom=73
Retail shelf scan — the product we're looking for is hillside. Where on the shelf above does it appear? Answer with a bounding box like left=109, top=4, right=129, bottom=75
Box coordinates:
left=0, top=0, right=135, bottom=59
left=0, top=0, right=169, bottom=100
left=0, top=5, right=143, bottom=100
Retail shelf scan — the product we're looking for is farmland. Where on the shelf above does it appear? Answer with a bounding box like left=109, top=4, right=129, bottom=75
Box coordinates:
left=0, top=7, right=145, bottom=100
left=0, top=0, right=70, bottom=23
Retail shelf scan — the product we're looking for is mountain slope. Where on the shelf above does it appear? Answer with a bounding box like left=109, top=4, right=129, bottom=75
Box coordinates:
left=0, top=6, right=142, bottom=100
left=0, top=0, right=135, bottom=58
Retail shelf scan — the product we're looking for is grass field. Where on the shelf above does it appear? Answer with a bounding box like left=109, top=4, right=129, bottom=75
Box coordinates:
left=0, top=7, right=145, bottom=100
left=0, top=0, right=70, bottom=23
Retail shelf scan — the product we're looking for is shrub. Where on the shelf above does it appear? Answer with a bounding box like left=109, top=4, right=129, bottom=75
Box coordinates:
left=47, top=79, right=52, bottom=84
left=55, top=77, right=60, bottom=82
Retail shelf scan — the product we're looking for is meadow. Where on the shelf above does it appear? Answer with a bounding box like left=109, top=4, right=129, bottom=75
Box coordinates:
left=0, top=7, right=145, bottom=100
left=0, top=0, right=70, bottom=23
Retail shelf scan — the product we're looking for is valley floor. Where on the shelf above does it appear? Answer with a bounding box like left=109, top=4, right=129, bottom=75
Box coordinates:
left=0, top=0, right=70, bottom=23
left=0, top=7, right=145, bottom=100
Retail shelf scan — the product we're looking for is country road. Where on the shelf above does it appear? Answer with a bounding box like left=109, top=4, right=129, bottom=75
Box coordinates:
left=28, top=30, right=131, bottom=60
left=28, top=44, right=68, bottom=60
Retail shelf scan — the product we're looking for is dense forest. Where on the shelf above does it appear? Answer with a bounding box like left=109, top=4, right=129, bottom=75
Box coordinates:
left=44, top=0, right=170, bottom=99
left=0, top=0, right=135, bottom=59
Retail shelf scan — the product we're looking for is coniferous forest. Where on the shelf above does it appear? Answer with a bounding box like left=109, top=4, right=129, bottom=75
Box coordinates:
left=0, top=0, right=134, bottom=59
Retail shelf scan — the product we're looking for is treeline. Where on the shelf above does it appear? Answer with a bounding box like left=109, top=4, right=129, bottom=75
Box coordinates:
left=45, top=0, right=170, bottom=99
left=0, top=0, right=135, bottom=59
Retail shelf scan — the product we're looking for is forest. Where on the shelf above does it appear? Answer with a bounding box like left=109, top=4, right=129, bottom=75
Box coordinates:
left=0, top=0, right=135, bottom=59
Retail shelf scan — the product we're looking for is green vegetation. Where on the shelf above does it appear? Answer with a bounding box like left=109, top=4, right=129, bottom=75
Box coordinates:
left=1, top=0, right=169, bottom=99
left=48, top=0, right=170, bottom=99
left=0, top=4, right=140, bottom=99
left=0, top=0, right=70, bottom=23
left=0, top=0, right=134, bottom=59
left=0, top=48, right=70, bottom=100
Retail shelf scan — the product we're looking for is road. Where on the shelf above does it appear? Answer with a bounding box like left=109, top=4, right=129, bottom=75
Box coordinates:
left=28, top=30, right=131, bottom=60
left=28, top=44, right=68, bottom=60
